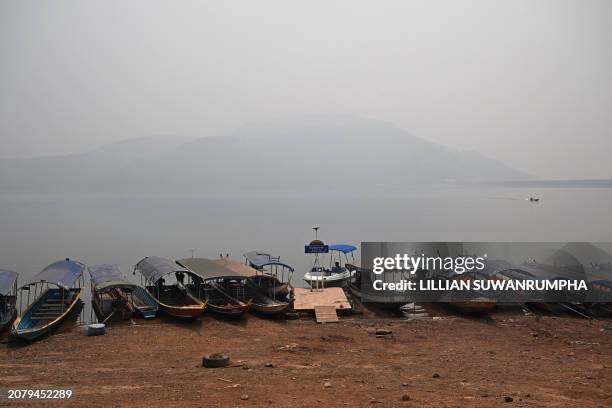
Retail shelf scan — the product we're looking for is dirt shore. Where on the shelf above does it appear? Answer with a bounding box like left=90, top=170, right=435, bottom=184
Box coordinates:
left=1, top=309, right=611, bottom=407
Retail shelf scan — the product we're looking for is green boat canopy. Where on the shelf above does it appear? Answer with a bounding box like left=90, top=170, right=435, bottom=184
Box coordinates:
left=88, top=264, right=137, bottom=292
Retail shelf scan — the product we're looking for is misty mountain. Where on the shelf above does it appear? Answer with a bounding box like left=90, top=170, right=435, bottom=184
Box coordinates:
left=0, top=135, right=195, bottom=192
left=0, top=116, right=530, bottom=193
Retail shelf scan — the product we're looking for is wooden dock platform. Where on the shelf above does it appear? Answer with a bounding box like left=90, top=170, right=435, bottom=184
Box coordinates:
left=292, top=287, right=351, bottom=312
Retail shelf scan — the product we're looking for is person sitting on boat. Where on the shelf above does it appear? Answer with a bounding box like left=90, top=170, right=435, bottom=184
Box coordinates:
left=176, top=270, right=185, bottom=285
left=156, top=277, right=165, bottom=293
left=332, top=261, right=343, bottom=273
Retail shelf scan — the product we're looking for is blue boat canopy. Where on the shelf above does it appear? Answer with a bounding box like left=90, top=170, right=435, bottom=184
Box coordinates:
left=30, top=259, right=85, bottom=289
left=88, top=264, right=136, bottom=291
left=0, top=269, right=18, bottom=296
left=243, top=251, right=294, bottom=271
left=328, top=244, right=357, bottom=254
left=135, top=256, right=191, bottom=284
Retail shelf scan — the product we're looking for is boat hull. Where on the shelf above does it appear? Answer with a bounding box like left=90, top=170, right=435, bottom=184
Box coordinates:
left=147, top=285, right=205, bottom=319
left=250, top=301, right=290, bottom=316
left=0, top=309, right=17, bottom=332
left=11, top=288, right=83, bottom=341
left=159, top=303, right=205, bottom=319
left=132, top=286, right=159, bottom=319
left=445, top=299, right=497, bottom=315
left=303, top=270, right=354, bottom=288
left=207, top=302, right=250, bottom=318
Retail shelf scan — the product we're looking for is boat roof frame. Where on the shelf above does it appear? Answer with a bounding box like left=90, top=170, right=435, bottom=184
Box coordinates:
left=243, top=250, right=295, bottom=272
left=88, top=264, right=139, bottom=292
left=134, top=256, right=195, bottom=285
left=178, top=257, right=249, bottom=281
left=0, top=269, right=18, bottom=296
left=25, top=259, right=86, bottom=290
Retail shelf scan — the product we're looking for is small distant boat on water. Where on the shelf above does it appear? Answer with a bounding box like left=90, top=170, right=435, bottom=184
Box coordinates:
left=528, top=197, right=540, bottom=202
left=303, top=244, right=358, bottom=288
left=11, top=259, right=85, bottom=341
left=177, top=258, right=250, bottom=318
left=134, top=256, right=205, bottom=319
left=0, top=270, right=18, bottom=332
left=88, top=264, right=158, bottom=322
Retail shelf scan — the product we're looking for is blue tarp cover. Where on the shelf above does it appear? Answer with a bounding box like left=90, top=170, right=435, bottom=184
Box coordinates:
left=328, top=244, right=357, bottom=253
left=30, top=259, right=85, bottom=289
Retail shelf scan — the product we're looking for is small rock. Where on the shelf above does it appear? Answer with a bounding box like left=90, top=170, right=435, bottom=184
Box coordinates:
left=324, top=382, right=333, bottom=388
left=503, top=396, right=513, bottom=403
left=240, top=394, right=249, bottom=400
left=242, top=365, right=250, bottom=370
left=432, top=373, right=440, bottom=378
left=401, top=394, right=411, bottom=401
left=375, top=329, right=393, bottom=335
left=264, top=363, right=275, bottom=368
left=402, top=383, right=409, bottom=387
left=531, top=332, right=538, bottom=337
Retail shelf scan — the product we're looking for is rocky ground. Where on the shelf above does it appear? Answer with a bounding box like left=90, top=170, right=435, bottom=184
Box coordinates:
left=1, top=308, right=611, bottom=407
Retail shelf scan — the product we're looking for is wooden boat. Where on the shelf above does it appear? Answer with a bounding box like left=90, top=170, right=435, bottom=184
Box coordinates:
left=11, top=259, right=85, bottom=341
left=88, top=264, right=158, bottom=322
left=434, top=271, right=497, bottom=315
left=177, top=258, right=250, bottom=318
left=217, top=257, right=292, bottom=316
left=346, top=263, right=410, bottom=311
left=134, top=256, right=205, bottom=319
left=582, top=263, right=612, bottom=316
left=0, top=270, right=18, bottom=332
left=519, top=262, right=585, bottom=314
left=244, top=251, right=294, bottom=297
left=446, top=298, right=498, bottom=314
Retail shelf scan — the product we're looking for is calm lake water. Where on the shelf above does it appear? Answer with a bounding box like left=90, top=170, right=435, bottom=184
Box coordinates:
left=1, top=187, right=610, bottom=320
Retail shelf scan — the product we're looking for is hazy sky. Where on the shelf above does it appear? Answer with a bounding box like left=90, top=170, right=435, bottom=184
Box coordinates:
left=1, top=1, right=611, bottom=178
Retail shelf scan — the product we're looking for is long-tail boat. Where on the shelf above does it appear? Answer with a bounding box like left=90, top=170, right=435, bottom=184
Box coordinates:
left=216, top=255, right=293, bottom=316
left=0, top=270, right=18, bottom=332
left=88, top=264, right=158, bottom=322
left=432, top=270, right=497, bottom=315
left=243, top=251, right=294, bottom=298
left=12, top=259, right=85, bottom=341
left=134, top=256, right=205, bottom=319
left=177, top=258, right=250, bottom=318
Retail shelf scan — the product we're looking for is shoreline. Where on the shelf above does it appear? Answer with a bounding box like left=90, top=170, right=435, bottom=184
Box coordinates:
left=2, top=311, right=611, bottom=407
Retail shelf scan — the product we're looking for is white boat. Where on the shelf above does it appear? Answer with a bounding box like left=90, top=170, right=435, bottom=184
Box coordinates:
left=303, top=244, right=357, bottom=288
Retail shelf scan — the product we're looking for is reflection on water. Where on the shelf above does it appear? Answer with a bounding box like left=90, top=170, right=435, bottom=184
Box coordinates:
left=1, top=187, right=611, bottom=323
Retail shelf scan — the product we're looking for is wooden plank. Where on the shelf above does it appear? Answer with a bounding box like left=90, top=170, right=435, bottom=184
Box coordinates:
left=315, top=305, right=338, bottom=323
left=293, top=287, right=351, bottom=311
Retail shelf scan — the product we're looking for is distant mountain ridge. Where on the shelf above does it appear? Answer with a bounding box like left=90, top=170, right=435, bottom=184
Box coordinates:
left=0, top=116, right=530, bottom=193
